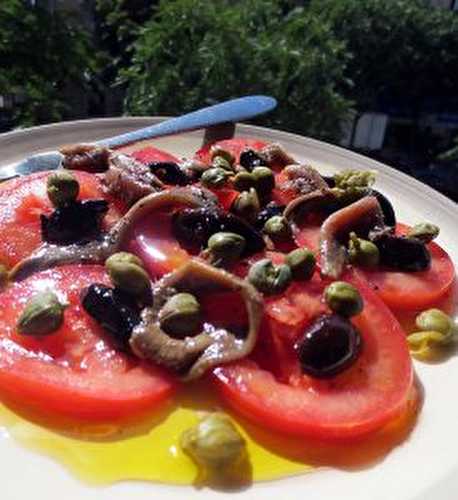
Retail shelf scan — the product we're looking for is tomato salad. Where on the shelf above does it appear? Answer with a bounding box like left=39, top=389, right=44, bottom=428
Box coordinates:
left=0, top=139, right=455, bottom=469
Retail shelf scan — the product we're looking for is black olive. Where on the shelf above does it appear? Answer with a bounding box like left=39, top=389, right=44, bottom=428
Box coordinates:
left=371, top=232, right=431, bottom=271
left=81, top=283, right=141, bottom=348
left=41, top=199, right=109, bottom=245
left=368, top=189, right=396, bottom=227
left=148, top=161, right=189, bottom=186
left=172, top=207, right=265, bottom=255
left=295, top=314, right=362, bottom=378
left=255, top=202, right=285, bottom=229
left=239, top=149, right=265, bottom=171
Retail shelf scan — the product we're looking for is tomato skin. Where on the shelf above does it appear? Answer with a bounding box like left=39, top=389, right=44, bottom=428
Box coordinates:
left=0, top=265, right=175, bottom=422
left=195, top=138, right=268, bottom=165
left=129, top=146, right=179, bottom=164
left=0, top=171, right=121, bottom=268
left=213, top=270, right=413, bottom=441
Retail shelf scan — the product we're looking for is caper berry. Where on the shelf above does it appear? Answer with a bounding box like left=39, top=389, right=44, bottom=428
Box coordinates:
left=207, top=232, right=246, bottom=265
left=407, top=330, right=454, bottom=361
left=201, top=167, right=229, bottom=189
left=210, top=145, right=235, bottom=166
left=252, top=166, right=275, bottom=195
left=233, top=171, right=256, bottom=192
left=248, top=258, right=292, bottom=295
left=415, top=308, right=453, bottom=335
left=295, top=313, right=362, bottom=378
left=180, top=413, right=245, bottom=470
left=263, top=215, right=291, bottom=242
left=105, top=252, right=150, bottom=296
left=285, top=248, right=316, bottom=281
left=212, top=156, right=233, bottom=172
left=407, top=222, right=440, bottom=243
left=17, top=291, right=66, bottom=336
left=158, top=292, right=201, bottom=338
left=324, top=281, right=363, bottom=317
left=348, top=232, right=379, bottom=268
left=47, top=170, right=80, bottom=207
left=232, top=188, right=260, bottom=223
left=0, top=263, right=8, bottom=289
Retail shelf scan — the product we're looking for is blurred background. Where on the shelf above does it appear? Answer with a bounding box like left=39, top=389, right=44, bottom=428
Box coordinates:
left=1, top=0, right=457, bottom=200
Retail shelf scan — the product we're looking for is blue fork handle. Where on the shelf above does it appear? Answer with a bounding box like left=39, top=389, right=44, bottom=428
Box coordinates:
left=97, top=95, right=277, bottom=149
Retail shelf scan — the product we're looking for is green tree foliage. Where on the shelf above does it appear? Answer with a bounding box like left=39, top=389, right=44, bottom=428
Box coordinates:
left=0, top=0, right=95, bottom=127
left=120, top=0, right=351, bottom=141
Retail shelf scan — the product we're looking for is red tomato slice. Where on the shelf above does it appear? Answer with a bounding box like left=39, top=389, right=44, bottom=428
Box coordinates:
left=195, top=138, right=268, bottom=165
left=213, top=269, right=413, bottom=441
left=128, top=145, right=179, bottom=164
left=0, top=171, right=121, bottom=268
left=0, top=265, right=175, bottom=421
left=295, top=222, right=455, bottom=310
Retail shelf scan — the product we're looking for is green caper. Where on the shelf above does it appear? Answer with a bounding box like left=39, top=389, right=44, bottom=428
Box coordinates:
left=248, top=258, right=292, bottom=295
left=17, top=291, right=66, bottom=336
left=415, top=308, right=453, bottom=335
left=47, top=170, right=80, bottom=207
left=232, top=188, right=260, bottom=223
left=180, top=413, right=245, bottom=470
left=407, top=330, right=453, bottom=361
left=207, top=232, right=246, bottom=265
left=348, top=232, right=380, bottom=268
left=324, top=281, right=363, bottom=317
left=263, top=215, right=292, bottom=242
left=105, top=252, right=150, bottom=296
left=158, top=292, right=201, bottom=338
left=233, top=171, right=256, bottom=192
left=210, top=145, right=235, bottom=166
left=212, top=156, right=234, bottom=172
left=285, top=248, right=316, bottom=281
left=252, top=166, right=275, bottom=195
left=0, top=263, right=8, bottom=289
left=407, top=222, right=440, bottom=243
left=201, top=167, right=229, bottom=189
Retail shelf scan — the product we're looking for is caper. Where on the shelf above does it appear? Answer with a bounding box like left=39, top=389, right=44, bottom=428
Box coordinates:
left=212, top=156, right=234, bottom=172
left=252, top=166, right=275, bottom=195
left=180, top=413, right=245, bottom=470
left=348, top=232, right=379, bottom=268
left=207, top=232, right=246, bottom=266
left=105, top=252, right=150, bottom=296
left=47, top=170, right=80, bottom=207
left=407, top=222, right=440, bottom=243
left=415, top=308, right=453, bottom=335
left=233, top=171, right=256, bottom=192
left=17, top=291, right=66, bottom=336
left=324, top=281, right=363, bottom=317
left=263, top=215, right=291, bottom=242
left=285, top=248, right=316, bottom=281
left=0, top=263, right=8, bottom=289
left=201, top=167, right=229, bottom=189
left=210, top=145, right=235, bottom=166
left=407, top=330, right=454, bottom=361
left=158, top=292, right=201, bottom=338
left=248, top=258, right=292, bottom=295
left=232, top=188, right=260, bottom=223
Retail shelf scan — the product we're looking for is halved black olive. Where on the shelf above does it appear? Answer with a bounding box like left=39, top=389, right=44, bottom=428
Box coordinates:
left=41, top=199, right=109, bottom=245
left=172, top=207, right=265, bottom=255
left=148, top=161, right=189, bottom=186
left=295, top=313, right=362, bottom=378
left=239, top=149, right=265, bottom=171
left=255, top=202, right=285, bottom=229
left=371, top=232, right=431, bottom=271
left=81, top=283, right=141, bottom=349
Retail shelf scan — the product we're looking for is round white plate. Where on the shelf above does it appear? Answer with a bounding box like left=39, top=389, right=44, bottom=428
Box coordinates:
left=0, top=118, right=457, bottom=500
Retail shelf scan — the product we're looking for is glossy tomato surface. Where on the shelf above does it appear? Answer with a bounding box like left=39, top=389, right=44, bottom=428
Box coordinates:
left=0, top=171, right=121, bottom=267
left=195, top=138, right=268, bottom=165
left=214, top=269, right=413, bottom=440
left=128, top=145, right=179, bottom=164
left=0, top=265, right=175, bottom=421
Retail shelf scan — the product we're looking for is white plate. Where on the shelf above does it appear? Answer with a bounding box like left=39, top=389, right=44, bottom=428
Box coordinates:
left=0, top=118, right=457, bottom=500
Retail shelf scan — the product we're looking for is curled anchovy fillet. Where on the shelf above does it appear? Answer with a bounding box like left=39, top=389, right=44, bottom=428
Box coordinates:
left=284, top=188, right=336, bottom=222
left=130, top=259, right=263, bottom=381
left=320, top=196, right=384, bottom=279
left=10, top=187, right=217, bottom=282
left=60, top=144, right=111, bottom=173
left=280, top=164, right=329, bottom=197
left=260, top=143, right=296, bottom=167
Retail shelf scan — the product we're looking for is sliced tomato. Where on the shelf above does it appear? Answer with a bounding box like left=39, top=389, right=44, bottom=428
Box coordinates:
left=0, top=265, right=175, bottom=421
left=195, top=138, right=268, bottom=165
left=213, top=269, right=413, bottom=440
left=295, top=222, right=455, bottom=310
left=0, top=171, right=121, bottom=268
left=128, top=145, right=179, bottom=164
